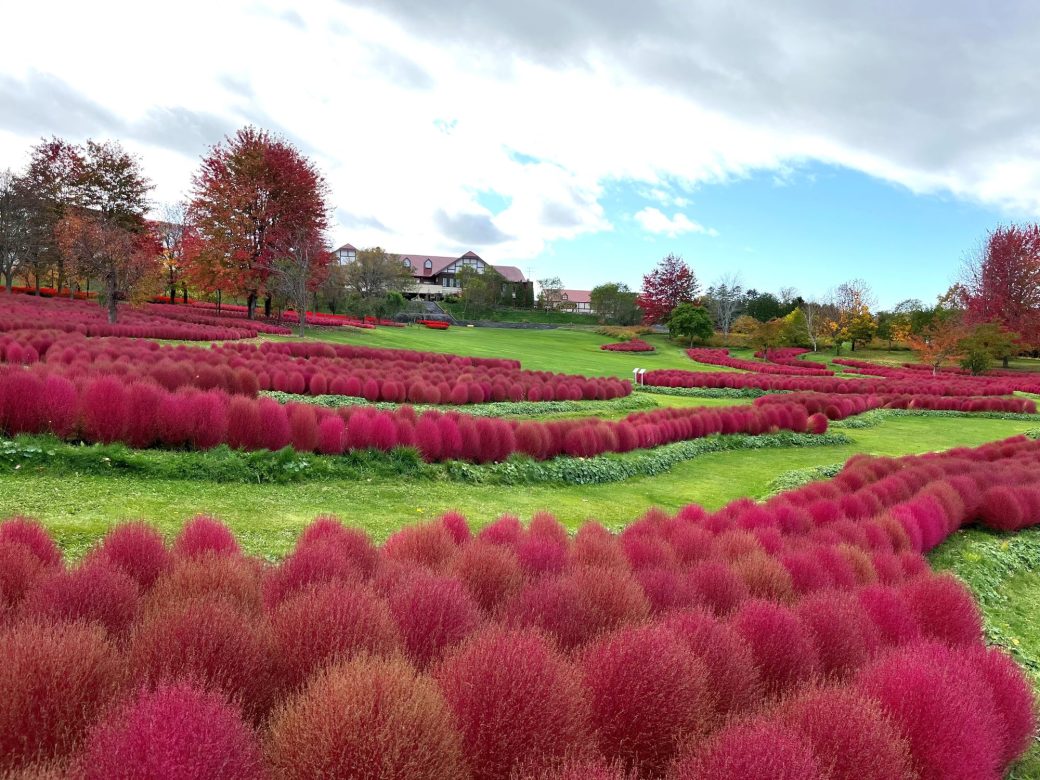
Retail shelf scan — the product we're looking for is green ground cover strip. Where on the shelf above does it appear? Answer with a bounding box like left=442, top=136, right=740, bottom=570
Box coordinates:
left=633, top=385, right=777, bottom=399
left=0, top=431, right=850, bottom=488
left=930, top=528, right=1040, bottom=778
left=1, top=416, right=1035, bottom=559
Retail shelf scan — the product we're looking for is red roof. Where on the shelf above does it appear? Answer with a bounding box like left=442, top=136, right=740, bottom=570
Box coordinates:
left=494, top=265, right=526, bottom=283
left=560, top=289, right=592, bottom=304
left=398, top=254, right=461, bottom=277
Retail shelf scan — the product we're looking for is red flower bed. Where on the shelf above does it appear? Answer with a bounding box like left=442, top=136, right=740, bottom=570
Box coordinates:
left=755, top=392, right=1036, bottom=419
left=0, top=332, right=635, bottom=405
left=835, top=358, right=1040, bottom=394
left=1, top=436, right=1037, bottom=775
left=602, top=339, right=655, bottom=352
left=2, top=285, right=96, bottom=300
left=420, top=320, right=451, bottom=330
left=644, top=368, right=1019, bottom=397
left=0, top=294, right=286, bottom=340
left=688, top=348, right=833, bottom=376
left=189, top=302, right=374, bottom=329
left=0, top=364, right=812, bottom=462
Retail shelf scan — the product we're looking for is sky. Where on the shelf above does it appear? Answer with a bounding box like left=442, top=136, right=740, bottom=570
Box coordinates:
left=1, top=0, right=1038, bottom=308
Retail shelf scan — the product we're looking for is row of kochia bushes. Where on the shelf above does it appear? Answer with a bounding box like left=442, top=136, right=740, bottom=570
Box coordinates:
left=601, top=339, right=655, bottom=352
left=754, top=391, right=1037, bottom=418
left=0, top=332, right=633, bottom=404
left=0, top=294, right=292, bottom=340
left=645, top=366, right=1024, bottom=397
left=687, top=348, right=833, bottom=376
left=833, top=357, right=1040, bottom=394
left=0, top=367, right=818, bottom=462
left=1, top=436, right=1038, bottom=777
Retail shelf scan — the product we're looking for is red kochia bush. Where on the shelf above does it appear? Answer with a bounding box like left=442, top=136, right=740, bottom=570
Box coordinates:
left=965, top=644, right=1038, bottom=766
left=900, top=573, right=983, bottom=645
left=795, top=590, right=880, bottom=679
left=0, top=516, right=62, bottom=567
left=772, top=687, right=915, bottom=780
left=0, top=541, right=47, bottom=613
left=129, top=600, right=277, bottom=721
left=436, top=627, right=591, bottom=780
left=266, top=656, right=468, bottom=780
left=171, top=515, right=240, bottom=559
left=383, top=520, right=458, bottom=572
left=144, top=554, right=262, bottom=616
left=386, top=572, right=482, bottom=668
left=21, top=561, right=141, bottom=637
left=729, top=600, right=820, bottom=698
left=855, top=643, right=1004, bottom=780
left=450, top=539, right=524, bottom=613
left=270, top=581, right=402, bottom=690
left=295, top=515, right=380, bottom=578
left=581, top=624, right=712, bottom=776
left=88, top=521, right=171, bottom=588
left=0, top=620, right=125, bottom=772
left=666, top=720, right=824, bottom=780
left=663, top=608, right=762, bottom=722
left=77, top=681, right=265, bottom=780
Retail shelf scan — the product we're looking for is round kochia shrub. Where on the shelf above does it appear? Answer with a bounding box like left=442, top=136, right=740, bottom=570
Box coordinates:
left=386, top=572, right=482, bottom=668
left=729, top=599, right=820, bottom=698
left=171, top=515, right=240, bottom=559
left=265, top=656, right=468, bottom=780
left=0, top=620, right=125, bottom=772
left=77, top=681, right=264, bottom=780
left=270, top=581, right=402, bottom=690
left=435, top=627, right=591, bottom=780
left=772, top=687, right=915, bottom=780
left=666, top=720, right=824, bottom=780
left=88, top=521, right=171, bottom=588
left=21, top=561, right=141, bottom=637
left=855, top=642, right=1004, bottom=780
left=129, top=600, right=277, bottom=721
left=0, top=516, right=62, bottom=567
left=581, top=624, right=713, bottom=776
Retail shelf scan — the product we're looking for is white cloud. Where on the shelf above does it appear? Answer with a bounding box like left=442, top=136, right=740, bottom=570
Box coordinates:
left=634, top=207, right=718, bottom=238
left=0, top=0, right=1037, bottom=275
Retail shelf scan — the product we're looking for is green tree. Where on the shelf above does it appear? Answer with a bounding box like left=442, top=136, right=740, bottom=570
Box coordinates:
left=959, top=323, right=1019, bottom=373
left=341, top=247, right=412, bottom=300
left=458, top=265, right=504, bottom=316
left=537, top=276, right=563, bottom=309
left=590, top=282, right=640, bottom=325
left=743, top=290, right=783, bottom=322
left=667, top=303, right=714, bottom=346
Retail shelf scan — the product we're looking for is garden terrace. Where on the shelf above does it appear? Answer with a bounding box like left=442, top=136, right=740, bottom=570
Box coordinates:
left=687, top=348, right=834, bottom=376
left=0, top=294, right=289, bottom=340
left=0, top=436, right=1037, bottom=777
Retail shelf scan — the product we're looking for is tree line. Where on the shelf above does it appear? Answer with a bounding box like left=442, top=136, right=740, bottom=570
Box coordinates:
left=633, top=228, right=1040, bottom=373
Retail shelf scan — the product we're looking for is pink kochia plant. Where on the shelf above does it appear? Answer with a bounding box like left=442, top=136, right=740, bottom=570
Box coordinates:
left=0, top=434, right=1038, bottom=777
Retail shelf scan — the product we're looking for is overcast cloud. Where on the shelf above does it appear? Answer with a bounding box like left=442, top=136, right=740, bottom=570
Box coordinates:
left=1, top=0, right=1038, bottom=271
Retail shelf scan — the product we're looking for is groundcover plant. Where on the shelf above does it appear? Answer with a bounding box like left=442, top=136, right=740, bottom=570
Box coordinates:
left=0, top=435, right=1037, bottom=778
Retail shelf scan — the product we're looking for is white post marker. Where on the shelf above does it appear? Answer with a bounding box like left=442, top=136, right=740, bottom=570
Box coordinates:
left=632, top=367, right=646, bottom=386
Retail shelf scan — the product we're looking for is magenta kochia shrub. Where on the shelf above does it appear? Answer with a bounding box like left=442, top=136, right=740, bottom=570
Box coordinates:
left=2, top=436, right=1040, bottom=776
left=77, top=681, right=265, bottom=780
left=435, top=627, right=592, bottom=780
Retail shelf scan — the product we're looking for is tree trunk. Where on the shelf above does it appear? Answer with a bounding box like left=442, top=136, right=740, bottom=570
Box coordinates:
left=246, top=292, right=256, bottom=319
left=106, top=270, right=118, bottom=324
left=264, top=294, right=272, bottom=318
left=4, top=270, right=13, bottom=293
left=1003, top=356, right=1010, bottom=369
left=217, top=289, right=222, bottom=313
left=297, top=305, right=306, bottom=338
left=182, top=285, right=188, bottom=304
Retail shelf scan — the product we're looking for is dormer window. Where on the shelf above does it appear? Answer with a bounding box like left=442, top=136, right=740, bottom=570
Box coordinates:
left=424, top=259, right=433, bottom=270
left=403, top=258, right=411, bottom=268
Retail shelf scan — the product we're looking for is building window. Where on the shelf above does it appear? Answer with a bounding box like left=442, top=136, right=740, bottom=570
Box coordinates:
left=424, top=259, right=433, bottom=270
left=403, top=258, right=411, bottom=268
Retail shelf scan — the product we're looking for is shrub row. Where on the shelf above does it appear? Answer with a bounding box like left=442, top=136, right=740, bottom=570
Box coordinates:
left=1, top=436, right=1037, bottom=776
left=4, top=332, right=634, bottom=404
left=0, top=367, right=815, bottom=462
left=0, top=295, right=287, bottom=341
left=189, top=301, right=374, bottom=329
left=688, top=348, right=833, bottom=376
left=644, top=367, right=1017, bottom=397
left=601, top=339, right=655, bottom=352
left=835, top=357, right=1040, bottom=395
left=755, top=392, right=1037, bottom=419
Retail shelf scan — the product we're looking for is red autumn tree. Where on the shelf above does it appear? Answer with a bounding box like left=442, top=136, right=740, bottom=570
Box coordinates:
left=188, top=127, right=331, bottom=319
left=960, top=224, right=1040, bottom=362
left=638, top=253, right=699, bottom=324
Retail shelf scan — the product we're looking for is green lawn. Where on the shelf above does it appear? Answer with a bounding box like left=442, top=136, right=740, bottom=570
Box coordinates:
left=283, top=326, right=731, bottom=378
